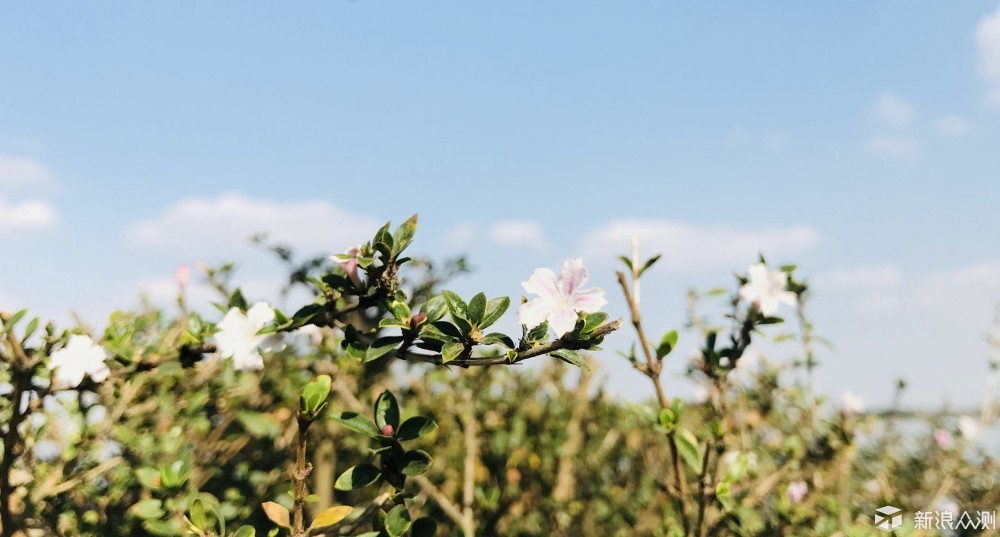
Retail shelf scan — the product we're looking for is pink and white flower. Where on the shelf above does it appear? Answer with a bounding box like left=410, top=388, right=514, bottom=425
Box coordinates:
left=786, top=480, right=808, bottom=504
left=519, top=258, right=606, bottom=337
left=49, top=335, right=110, bottom=388
left=739, top=263, right=797, bottom=315
left=332, top=245, right=363, bottom=287
left=215, top=302, right=286, bottom=372
left=934, top=429, right=954, bottom=449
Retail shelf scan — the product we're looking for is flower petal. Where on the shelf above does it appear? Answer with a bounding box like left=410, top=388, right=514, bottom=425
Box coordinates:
left=232, top=349, right=265, bottom=372
left=747, top=263, right=769, bottom=282
left=522, top=268, right=560, bottom=300
left=548, top=307, right=579, bottom=337
left=560, top=258, right=588, bottom=295
left=571, top=287, right=606, bottom=313
left=518, top=298, right=551, bottom=329
left=246, top=302, right=276, bottom=328
left=258, top=334, right=286, bottom=354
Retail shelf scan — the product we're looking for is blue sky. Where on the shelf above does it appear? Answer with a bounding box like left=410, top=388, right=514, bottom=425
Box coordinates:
left=2, top=2, right=1000, bottom=410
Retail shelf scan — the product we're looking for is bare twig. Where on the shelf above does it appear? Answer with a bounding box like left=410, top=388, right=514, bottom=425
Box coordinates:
left=460, top=389, right=477, bottom=537
left=293, top=418, right=313, bottom=537
left=615, top=262, right=689, bottom=534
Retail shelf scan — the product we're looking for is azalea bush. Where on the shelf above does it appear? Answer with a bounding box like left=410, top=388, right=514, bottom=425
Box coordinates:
left=0, top=214, right=997, bottom=537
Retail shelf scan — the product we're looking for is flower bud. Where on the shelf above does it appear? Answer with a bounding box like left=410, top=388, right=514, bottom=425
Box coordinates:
left=380, top=424, right=394, bottom=436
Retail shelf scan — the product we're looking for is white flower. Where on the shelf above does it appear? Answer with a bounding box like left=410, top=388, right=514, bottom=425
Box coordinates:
left=49, top=335, right=110, bottom=388
left=786, top=480, right=808, bottom=504
left=739, top=263, right=797, bottom=315
left=841, top=391, right=865, bottom=417
left=215, top=302, right=286, bottom=371
left=958, top=415, right=980, bottom=441
left=518, top=258, right=607, bottom=336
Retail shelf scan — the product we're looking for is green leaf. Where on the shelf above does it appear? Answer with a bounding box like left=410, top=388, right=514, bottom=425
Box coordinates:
left=160, top=458, right=191, bottom=488
left=389, top=301, right=411, bottom=321
left=551, top=349, right=589, bottom=370
left=638, top=254, right=662, bottom=277
left=441, top=290, right=468, bottom=320
left=190, top=494, right=224, bottom=535
left=143, top=519, right=183, bottom=536
left=135, top=467, right=160, bottom=489
left=656, top=330, right=679, bottom=359
left=480, top=297, right=510, bottom=329
left=658, top=408, right=676, bottom=430
left=384, top=504, right=412, bottom=537
left=400, top=449, right=432, bottom=476
left=480, top=332, right=515, bottom=348
left=229, top=289, right=248, bottom=311
left=301, top=374, right=332, bottom=414
left=331, top=412, right=380, bottom=438
left=526, top=321, right=549, bottom=342
left=581, top=312, right=608, bottom=334
left=724, top=453, right=749, bottom=483
left=23, top=317, right=39, bottom=341
left=441, top=342, right=465, bottom=364
left=335, top=463, right=382, bottom=490
left=391, top=214, right=418, bottom=255
left=366, top=336, right=403, bottom=362
left=420, top=295, right=448, bottom=323
left=676, top=428, right=703, bottom=474
left=130, top=499, right=164, bottom=520
left=617, top=256, right=633, bottom=271
left=423, top=321, right=462, bottom=341
left=467, top=292, right=487, bottom=325
left=411, top=517, right=438, bottom=537
left=236, top=411, right=282, bottom=438
left=5, top=309, right=28, bottom=329
left=397, top=416, right=438, bottom=441
left=716, top=482, right=734, bottom=512
left=231, top=526, right=256, bottom=537
left=374, top=391, right=400, bottom=430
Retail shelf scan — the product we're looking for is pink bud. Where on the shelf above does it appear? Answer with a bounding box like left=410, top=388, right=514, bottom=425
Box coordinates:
left=934, top=429, right=954, bottom=450
left=175, top=264, right=191, bottom=290
left=380, top=424, right=394, bottom=436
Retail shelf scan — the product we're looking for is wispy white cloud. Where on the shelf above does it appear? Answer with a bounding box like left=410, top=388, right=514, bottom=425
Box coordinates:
left=0, top=153, right=56, bottom=188
left=128, top=192, right=381, bottom=256
left=935, top=115, right=968, bottom=137
left=873, top=94, right=915, bottom=127
left=976, top=4, right=1000, bottom=107
left=818, top=265, right=902, bottom=289
left=866, top=136, right=921, bottom=159
left=0, top=195, right=58, bottom=234
left=441, top=221, right=481, bottom=250
left=489, top=219, right=547, bottom=251
left=582, top=219, right=818, bottom=270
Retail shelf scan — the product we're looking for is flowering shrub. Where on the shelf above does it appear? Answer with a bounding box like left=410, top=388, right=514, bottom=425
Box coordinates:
left=0, top=215, right=996, bottom=536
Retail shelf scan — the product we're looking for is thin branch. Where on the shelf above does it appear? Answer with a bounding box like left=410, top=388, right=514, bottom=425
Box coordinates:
left=393, top=319, right=623, bottom=367
left=615, top=267, right=689, bottom=534
left=460, top=389, right=477, bottom=537
left=412, top=476, right=466, bottom=531
left=293, top=418, right=313, bottom=537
